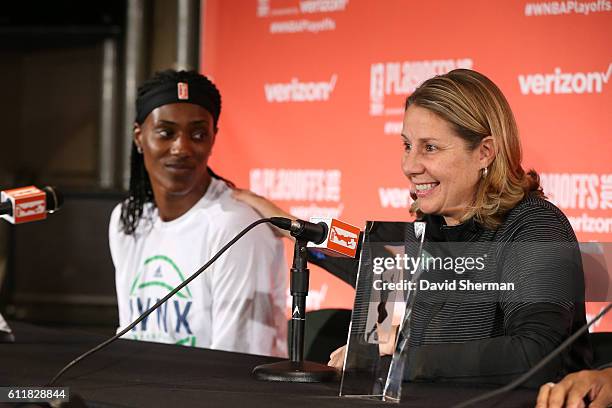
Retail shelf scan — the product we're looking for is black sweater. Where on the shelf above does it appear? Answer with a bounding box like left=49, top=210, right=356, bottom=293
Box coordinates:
left=308, top=194, right=592, bottom=387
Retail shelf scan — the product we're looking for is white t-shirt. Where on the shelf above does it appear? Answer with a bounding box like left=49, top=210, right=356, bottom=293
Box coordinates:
left=109, top=178, right=287, bottom=357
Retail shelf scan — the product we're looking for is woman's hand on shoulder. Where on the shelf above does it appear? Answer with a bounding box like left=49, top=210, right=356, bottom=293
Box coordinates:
left=232, top=188, right=294, bottom=239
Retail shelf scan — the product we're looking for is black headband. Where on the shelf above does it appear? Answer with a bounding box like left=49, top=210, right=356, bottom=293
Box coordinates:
left=135, top=81, right=220, bottom=125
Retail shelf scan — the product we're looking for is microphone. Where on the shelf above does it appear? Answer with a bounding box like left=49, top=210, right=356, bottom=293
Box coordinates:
left=269, top=217, right=328, bottom=243
left=47, top=216, right=359, bottom=386
left=269, top=216, right=360, bottom=258
left=0, top=186, right=63, bottom=224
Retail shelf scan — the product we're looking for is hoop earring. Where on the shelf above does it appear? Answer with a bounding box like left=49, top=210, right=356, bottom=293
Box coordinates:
left=481, top=167, right=488, bottom=179
left=136, top=145, right=143, bottom=154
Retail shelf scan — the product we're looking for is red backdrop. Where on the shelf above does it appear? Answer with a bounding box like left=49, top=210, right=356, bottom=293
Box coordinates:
left=200, top=0, right=612, bottom=331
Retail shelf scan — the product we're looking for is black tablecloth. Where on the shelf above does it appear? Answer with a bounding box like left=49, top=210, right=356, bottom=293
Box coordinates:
left=0, top=322, right=536, bottom=407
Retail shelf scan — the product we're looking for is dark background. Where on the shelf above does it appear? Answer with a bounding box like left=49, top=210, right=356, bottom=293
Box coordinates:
left=0, top=0, right=195, bottom=334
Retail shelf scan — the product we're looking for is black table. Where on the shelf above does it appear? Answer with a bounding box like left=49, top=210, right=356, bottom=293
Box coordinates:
left=0, top=322, right=536, bottom=407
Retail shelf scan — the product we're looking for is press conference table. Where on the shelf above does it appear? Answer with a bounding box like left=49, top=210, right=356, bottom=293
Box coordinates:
left=0, top=322, right=537, bottom=407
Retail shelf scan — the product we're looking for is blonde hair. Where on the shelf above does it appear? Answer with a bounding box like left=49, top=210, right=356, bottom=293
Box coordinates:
left=406, top=69, right=543, bottom=229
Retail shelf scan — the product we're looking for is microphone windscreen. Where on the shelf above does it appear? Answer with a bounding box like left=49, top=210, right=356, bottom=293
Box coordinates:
left=42, top=186, right=64, bottom=213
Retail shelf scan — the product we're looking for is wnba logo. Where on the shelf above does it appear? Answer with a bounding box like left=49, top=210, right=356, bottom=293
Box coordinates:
left=257, top=0, right=270, bottom=17
left=177, top=82, right=189, bottom=100
left=369, top=58, right=473, bottom=116
left=15, top=200, right=45, bottom=218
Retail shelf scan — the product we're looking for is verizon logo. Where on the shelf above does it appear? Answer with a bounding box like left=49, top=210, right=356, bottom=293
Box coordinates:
left=379, top=188, right=413, bottom=209
left=299, top=0, right=348, bottom=13
left=518, top=63, right=611, bottom=95
left=264, top=75, right=337, bottom=102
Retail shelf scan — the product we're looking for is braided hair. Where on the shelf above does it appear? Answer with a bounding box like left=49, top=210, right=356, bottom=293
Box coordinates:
left=120, top=70, right=234, bottom=235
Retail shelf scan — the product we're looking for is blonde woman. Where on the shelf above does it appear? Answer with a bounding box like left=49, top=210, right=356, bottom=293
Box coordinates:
left=235, top=69, right=592, bottom=386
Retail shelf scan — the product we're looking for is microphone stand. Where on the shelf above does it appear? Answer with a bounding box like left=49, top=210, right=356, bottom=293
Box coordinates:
left=252, top=239, right=338, bottom=382
left=0, top=206, right=14, bottom=343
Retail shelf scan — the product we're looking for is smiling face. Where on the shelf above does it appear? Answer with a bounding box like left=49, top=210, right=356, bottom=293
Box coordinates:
left=401, top=105, right=487, bottom=225
left=134, top=103, right=216, bottom=203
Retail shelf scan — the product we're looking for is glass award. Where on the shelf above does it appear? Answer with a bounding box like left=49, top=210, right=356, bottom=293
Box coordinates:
left=339, top=221, right=426, bottom=401
left=339, top=220, right=612, bottom=403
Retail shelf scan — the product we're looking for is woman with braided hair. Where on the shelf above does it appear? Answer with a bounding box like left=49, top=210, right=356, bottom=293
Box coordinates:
left=109, top=70, right=287, bottom=357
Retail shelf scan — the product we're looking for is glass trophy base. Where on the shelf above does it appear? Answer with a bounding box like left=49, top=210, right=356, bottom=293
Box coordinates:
left=0, top=313, right=14, bottom=343
left=0, top=330, right=15, bottom=343
left=253, top=360, right=339, bottom=382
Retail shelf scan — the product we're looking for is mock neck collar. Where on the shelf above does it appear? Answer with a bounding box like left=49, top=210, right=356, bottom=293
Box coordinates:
left=421, top=214, right=483, bottom=242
